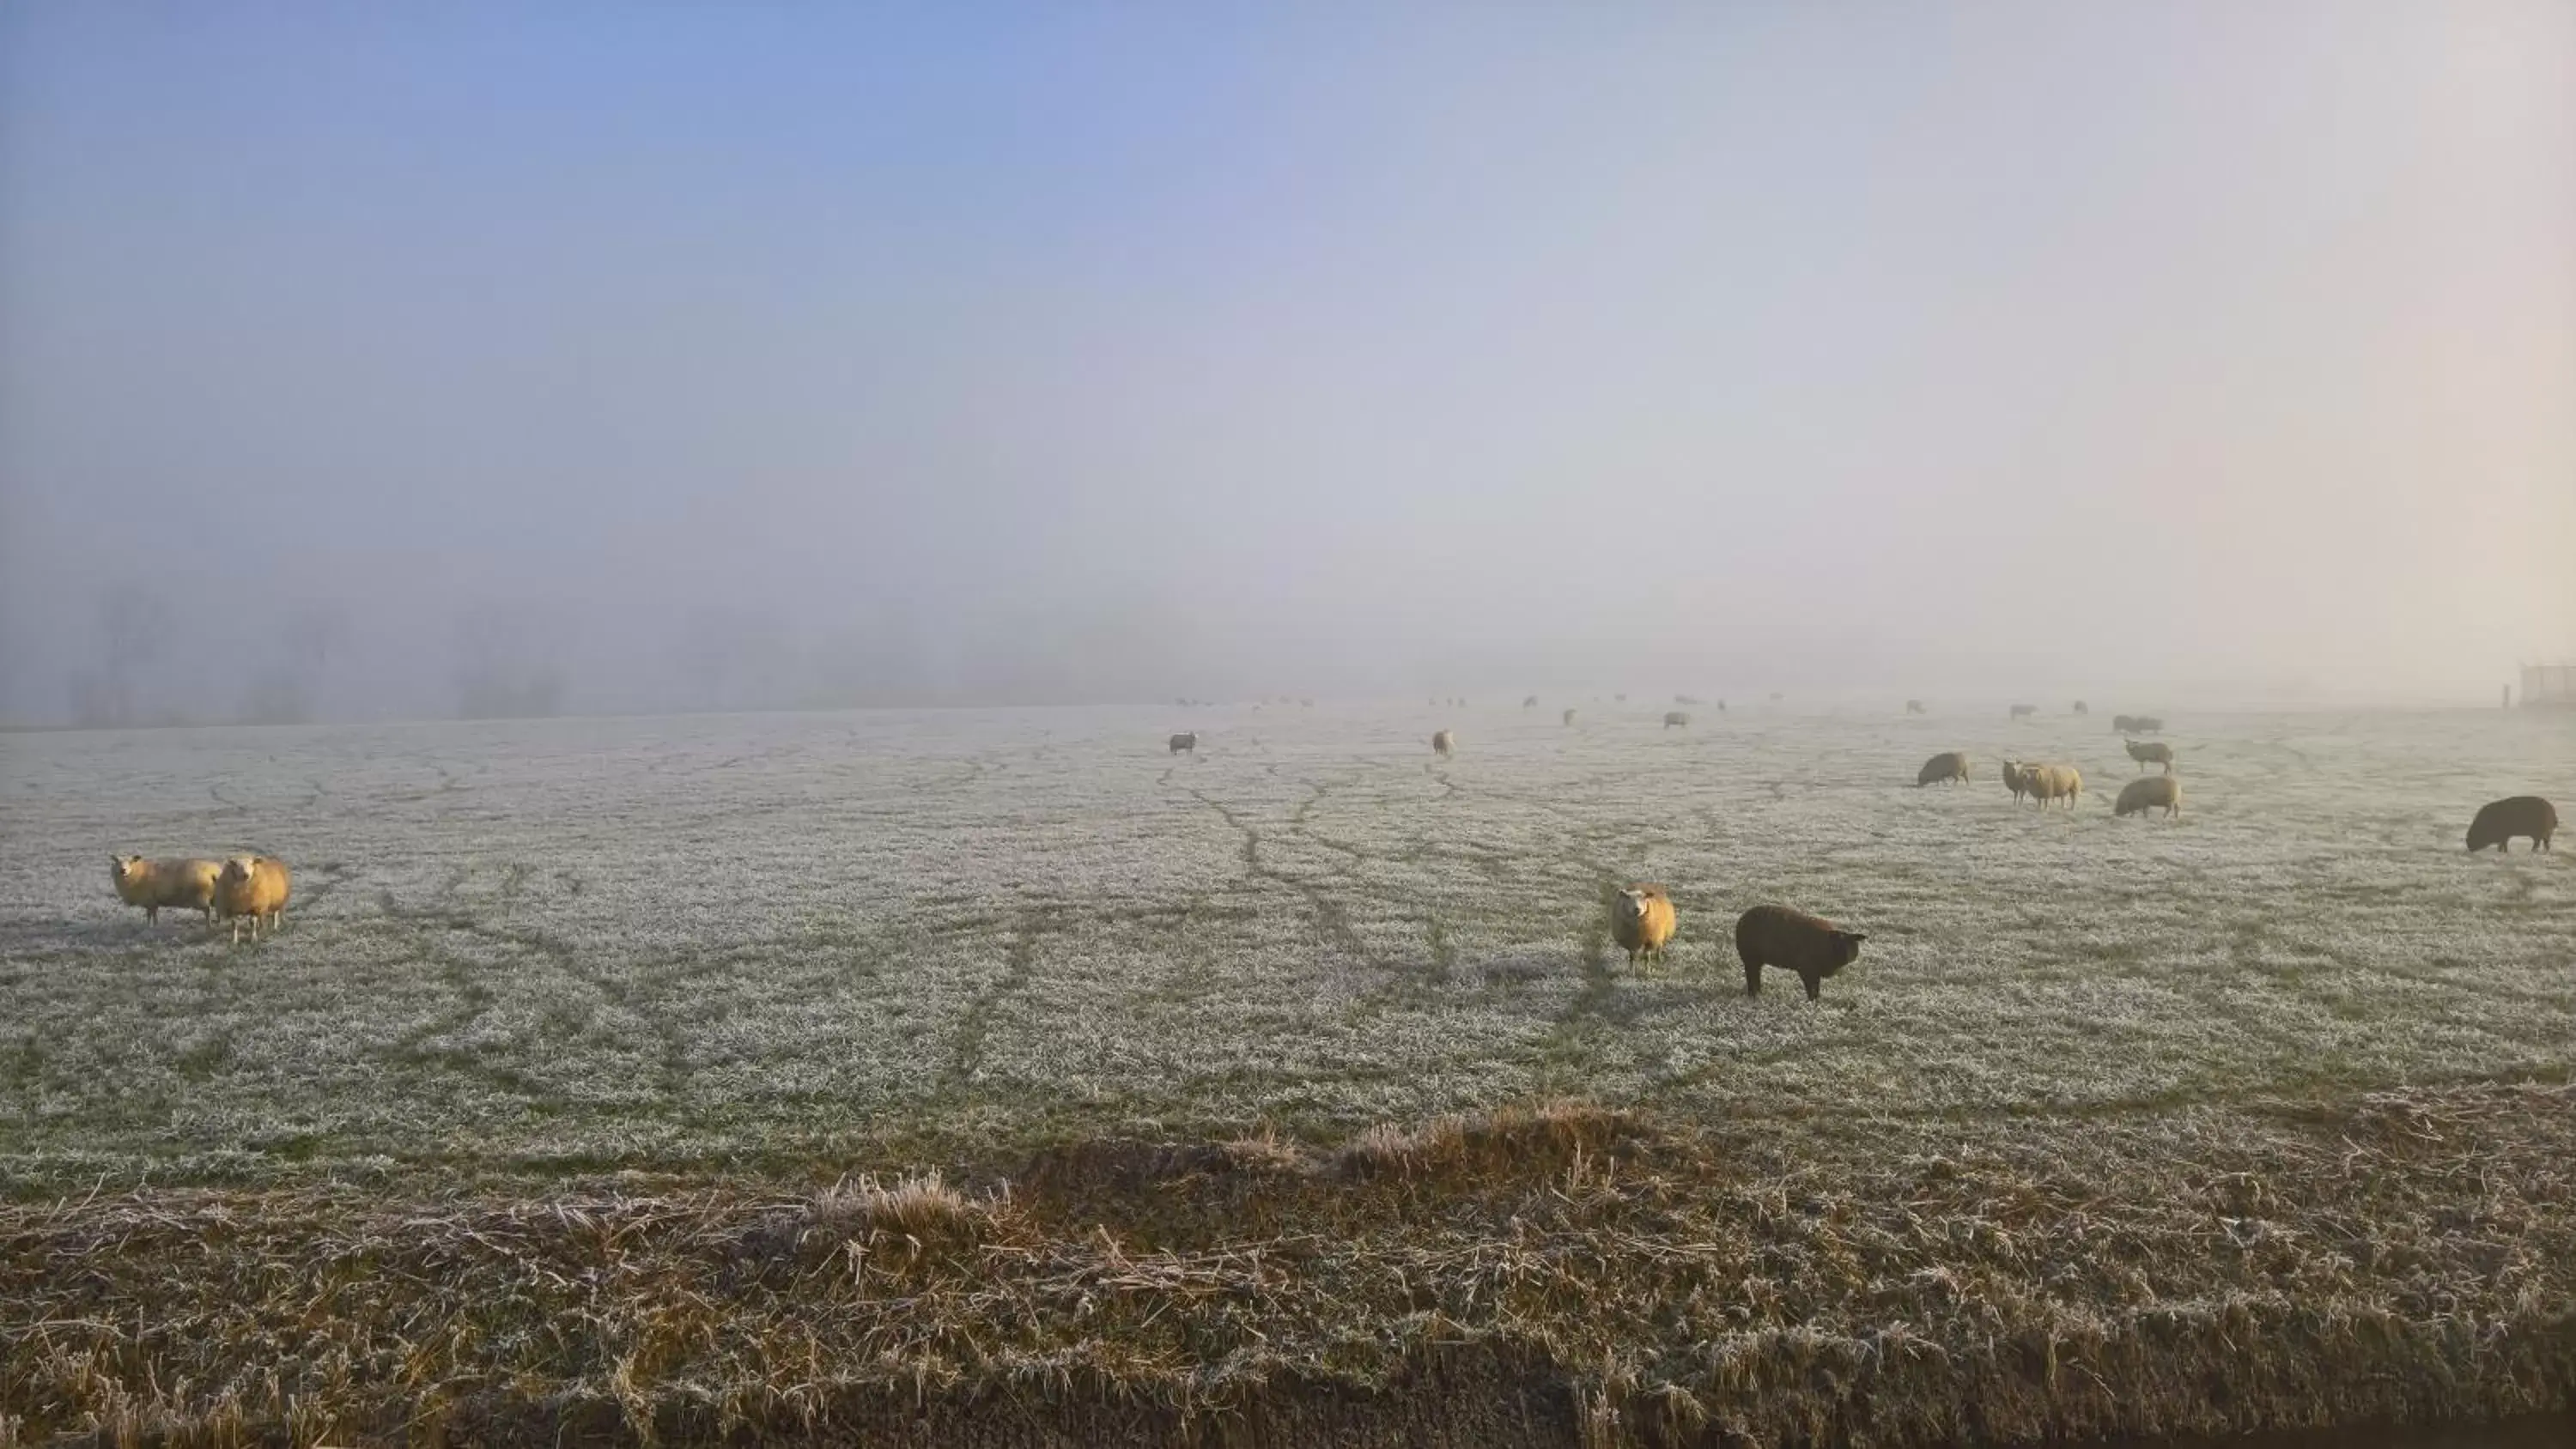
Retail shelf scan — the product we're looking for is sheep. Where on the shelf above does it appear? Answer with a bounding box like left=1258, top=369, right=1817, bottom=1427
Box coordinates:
left=2115, top=775, right=2182, bottom=819
left=1169, top=731, right=1198, bottom=755
left=2009, top=704, right=2037, bottom=720
left=212, top=854, right=293, bottom=945
left=1610, top=884, right=1677, bottom=967
left=2111, top=713, right=2138, bottom=733
left=1905, top=699, right=1926, bottom=715
left=2467, top=796, right=2557, bottom=853
left=1431, top=730, right=1455, bottom=757
left=1735, top=905, right=1868, bottom=1000
left=1917, top=750, right=1971, bottom=786
left=1562, top=707, right=1577, bottom=725
left=2001, top=759, right=2031, bottom=805
left=2023, top=763, right=2082, bottom=809
left=2125, top=738, right=2174, bottom=773
left=109, top=855, right=222, bottom=925
left=1663, top=711, right=1690, bottom=729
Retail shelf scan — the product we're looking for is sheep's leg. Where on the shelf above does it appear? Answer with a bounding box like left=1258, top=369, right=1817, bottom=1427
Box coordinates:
left=1743, top=961, right=1762, bottom=997
left=1801, top=972, right=1822, bottom=1001
left=147, top=905, right=158, bottom=925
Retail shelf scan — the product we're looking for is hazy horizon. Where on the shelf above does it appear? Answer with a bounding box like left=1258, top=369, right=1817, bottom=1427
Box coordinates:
left=3, top=3, right=2571, bottom=726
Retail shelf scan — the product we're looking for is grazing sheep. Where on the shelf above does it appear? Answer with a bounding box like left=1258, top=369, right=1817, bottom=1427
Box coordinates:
left=1735, top=905, right=1868, bottom=1000
left=212, top=855, right=293, bottom=945
left=1562, top=708, right=1577, bottom=725
left=2125, top=738, right=2174, bottom=773
left=1917, top=750, right=1971, bottom=786
left=1169, top=731, right=1198, bottom=755
left=1431, top=730, right=1455, bottom=757
left=2023, top=763, right=2082, bottom=809
left=2115, top=775, right=2182, bottom=819
left=1663, top=711, right=1690, bottom=729
left=2467, top=796, right=2557, bottom=853
left=2001, top=759, right=2031, bottom=805
left=1905, top=699, right=1926, bottom=715
left=2072, top=700, right=2089, bottom=715
left=1610, top=885, right=1678, bottom=967
left=2009, top=704, right=2037, bottom=720
left=109, top=855, right=222, bottom=925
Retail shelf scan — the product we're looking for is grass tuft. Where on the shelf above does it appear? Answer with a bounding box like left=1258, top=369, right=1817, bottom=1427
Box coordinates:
left=803, top=1170, right=991, bottom=1252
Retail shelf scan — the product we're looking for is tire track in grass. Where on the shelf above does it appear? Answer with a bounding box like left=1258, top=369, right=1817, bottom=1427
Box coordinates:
left=369, top=864, right=695, bottom=1109
left=1286, top=776, right=1375, bottom=868
left=939, top=907, right=1060, bottom=1099
left=1183, top=785, right=1387, bottom=972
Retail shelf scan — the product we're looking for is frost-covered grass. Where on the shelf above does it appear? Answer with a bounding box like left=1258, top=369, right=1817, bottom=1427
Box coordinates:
left=1, top=703, right=2568, bottom=1189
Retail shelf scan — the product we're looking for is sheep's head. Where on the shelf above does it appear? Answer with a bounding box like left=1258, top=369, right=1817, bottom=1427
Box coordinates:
left=219, top=856, right=258, bottom=887
left=110, top=854, right=141, bottom=883
left=1832, top=931, right=1868, bottom=967
left=1613, top=887, right=1647, bottom=922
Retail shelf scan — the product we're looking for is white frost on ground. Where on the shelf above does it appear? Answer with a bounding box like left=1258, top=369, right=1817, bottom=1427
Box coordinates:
left=0, top=703, right=2567, bottom=1182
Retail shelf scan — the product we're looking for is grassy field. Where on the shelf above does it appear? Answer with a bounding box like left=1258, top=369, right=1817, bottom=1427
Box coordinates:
left=2, top=702, right=2571, bottom=1443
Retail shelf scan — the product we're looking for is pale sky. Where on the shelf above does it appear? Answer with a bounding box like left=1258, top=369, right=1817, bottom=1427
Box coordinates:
left=3, top=3, right=2570, bottom=721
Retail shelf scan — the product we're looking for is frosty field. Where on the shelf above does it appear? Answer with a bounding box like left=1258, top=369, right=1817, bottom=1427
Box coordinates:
left=3, top=702, right=2567, bottom=1189
left=6, top=705, right=2575, bottom=1446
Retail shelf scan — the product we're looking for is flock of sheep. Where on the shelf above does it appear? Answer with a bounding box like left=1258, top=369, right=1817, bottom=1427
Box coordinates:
left=1176, top=698, right=2556, bottom=1003
left=106, top=703, right=2557, bottom=976
left=107, top=853, right=290, bottom=945
left=1609, top=887, right=1870, bottom=1002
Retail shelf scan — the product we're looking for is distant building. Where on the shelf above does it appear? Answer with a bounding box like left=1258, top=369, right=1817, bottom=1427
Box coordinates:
left=2520, top=663, right=2576, bottom=708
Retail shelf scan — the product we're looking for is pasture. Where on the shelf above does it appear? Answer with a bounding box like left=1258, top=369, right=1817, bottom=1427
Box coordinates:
left=2, top=703, right=2570, bottom=1443
left=3, top=704, right=2567, bottom=1186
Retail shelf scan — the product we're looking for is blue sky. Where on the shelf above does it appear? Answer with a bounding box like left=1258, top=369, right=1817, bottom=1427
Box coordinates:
left=3, top=3, right=2570, bottom=718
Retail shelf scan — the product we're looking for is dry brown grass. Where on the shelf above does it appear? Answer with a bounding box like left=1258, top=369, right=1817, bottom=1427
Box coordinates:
left=1336, top=1100, right=1631, bottom=1181
left=5, top=1084, right=2573, bottom=1446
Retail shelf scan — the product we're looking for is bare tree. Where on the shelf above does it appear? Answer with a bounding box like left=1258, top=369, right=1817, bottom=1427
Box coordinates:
left=242, top=603, right=352, bottom=724
left=71, top=588, right=177, bottom=727
left=671, top=605, right=790, bottom=712
left=453, top=602, right=567, bottom=719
